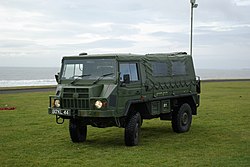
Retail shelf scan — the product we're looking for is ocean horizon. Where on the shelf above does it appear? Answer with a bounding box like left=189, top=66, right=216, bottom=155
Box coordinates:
left=0, top=66, right=250, bottom=87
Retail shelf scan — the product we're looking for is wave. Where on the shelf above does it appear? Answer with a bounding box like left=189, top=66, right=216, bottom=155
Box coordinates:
left=0, top=79, right=56, bottom=87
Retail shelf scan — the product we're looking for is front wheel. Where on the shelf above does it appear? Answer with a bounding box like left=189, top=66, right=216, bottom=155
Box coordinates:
left=69, top=118, right=87, bottom=142
left=124, top=112, right=141, bottom=146
left=172, top=103, right=192, bottom=133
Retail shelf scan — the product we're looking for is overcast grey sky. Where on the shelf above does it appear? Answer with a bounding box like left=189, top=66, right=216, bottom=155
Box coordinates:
left=0, top=0, right=249, bottom=69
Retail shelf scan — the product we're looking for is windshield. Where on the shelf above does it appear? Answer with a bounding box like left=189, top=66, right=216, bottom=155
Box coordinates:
left=61, top=58, right=116, bottom=81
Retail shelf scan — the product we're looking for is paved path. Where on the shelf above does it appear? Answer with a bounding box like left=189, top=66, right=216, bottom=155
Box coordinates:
left=0, top=87, right=56, bottom=94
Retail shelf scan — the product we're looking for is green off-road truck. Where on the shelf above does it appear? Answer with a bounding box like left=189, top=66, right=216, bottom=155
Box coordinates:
left=48, top=52, right=200, bottom=146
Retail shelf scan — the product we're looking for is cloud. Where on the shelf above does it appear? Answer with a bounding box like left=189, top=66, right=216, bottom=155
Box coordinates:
left=0, top=39, right=37, bottom=48
left=57, top=38, right=136, bottom=50
left=0, top=0, right=250, bottom=69
left=196, top=23, right=250, bottom=42
left=234, top=0, right=250, bottom=6
left=196, top=0, right=250, bottom=23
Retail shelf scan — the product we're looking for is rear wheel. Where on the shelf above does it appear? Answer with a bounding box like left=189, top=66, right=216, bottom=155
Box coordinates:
left=124, top=112, right=141, bottom=146
left=172, top=103, right=192, bottom=133
left=69, top=118, right=87, bottom=142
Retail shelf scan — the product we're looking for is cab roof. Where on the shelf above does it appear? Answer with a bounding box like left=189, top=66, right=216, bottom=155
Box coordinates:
left=62, top=52, right=189, bottom=61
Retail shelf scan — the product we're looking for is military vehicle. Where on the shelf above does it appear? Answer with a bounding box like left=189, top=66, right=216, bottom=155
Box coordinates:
left=48, top=52, right=200, bottom=146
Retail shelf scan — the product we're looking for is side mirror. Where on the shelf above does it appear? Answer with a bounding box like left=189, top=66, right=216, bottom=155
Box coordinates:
left=55, top=73, right=59, bottom=83
left=123, top=74, right=130, bottom=84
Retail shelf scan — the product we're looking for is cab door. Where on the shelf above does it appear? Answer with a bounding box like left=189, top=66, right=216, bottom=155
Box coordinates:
left=117, top=62, right=142, bottom=115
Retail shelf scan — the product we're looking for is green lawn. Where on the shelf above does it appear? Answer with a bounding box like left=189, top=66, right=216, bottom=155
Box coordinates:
left=0, top=81, right=249, bottom=167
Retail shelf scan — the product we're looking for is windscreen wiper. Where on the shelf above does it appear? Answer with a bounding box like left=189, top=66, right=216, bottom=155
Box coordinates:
left=92, top=73, right=114, bottom=84
left=71, top=74, right=91, bottom=84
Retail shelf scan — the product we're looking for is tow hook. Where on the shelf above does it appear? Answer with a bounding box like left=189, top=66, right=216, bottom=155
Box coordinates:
left=56, top=115, right=64, bottom=124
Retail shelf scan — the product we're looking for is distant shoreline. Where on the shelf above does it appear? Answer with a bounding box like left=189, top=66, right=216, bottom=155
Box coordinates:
left=1, top=67, right=250, bottom=87
left=1, top=79, right=250, bottom=94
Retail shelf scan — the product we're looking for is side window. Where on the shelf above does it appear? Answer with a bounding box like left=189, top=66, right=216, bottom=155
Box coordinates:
left=120, top=63, right=139, bottom=82
left=172, top=61, right=187, bottom=76
left=152, top=62, right=169, bottom=76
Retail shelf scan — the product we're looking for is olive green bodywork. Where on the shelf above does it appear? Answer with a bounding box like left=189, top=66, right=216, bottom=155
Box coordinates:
left=48, top=52, right=200, bottom=144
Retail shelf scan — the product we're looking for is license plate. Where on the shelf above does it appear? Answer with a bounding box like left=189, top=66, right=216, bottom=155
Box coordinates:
left=51, top=109, right=71, bottom=116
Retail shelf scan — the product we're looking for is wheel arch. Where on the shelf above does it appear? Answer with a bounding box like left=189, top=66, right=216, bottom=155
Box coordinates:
left=171, top=95, right=197, bottom=115
left=124, top=100, right=150, bottom=120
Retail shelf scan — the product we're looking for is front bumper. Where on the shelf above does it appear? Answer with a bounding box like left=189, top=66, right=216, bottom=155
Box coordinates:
left=48, top=107, right=115, bottom=118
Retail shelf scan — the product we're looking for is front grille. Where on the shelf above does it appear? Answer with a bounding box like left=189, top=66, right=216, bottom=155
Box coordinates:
left=61, top=88, right=89, bottom=109
left=62, top=99, right=89, bottom=109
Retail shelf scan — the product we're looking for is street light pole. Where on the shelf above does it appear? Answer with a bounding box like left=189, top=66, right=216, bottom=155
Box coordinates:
left=190, top=0, right=198, bottom=56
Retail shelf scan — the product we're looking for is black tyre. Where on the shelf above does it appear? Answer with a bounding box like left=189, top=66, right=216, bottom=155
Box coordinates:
left=69, top=118, right=87, bottom=142
left=172, top=103, right=192, bottom=133
left=125, top=112, right=141, bottom=146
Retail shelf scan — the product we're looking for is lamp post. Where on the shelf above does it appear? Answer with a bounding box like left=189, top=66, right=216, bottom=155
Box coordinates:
left=190, top=0, right=198, bottom=56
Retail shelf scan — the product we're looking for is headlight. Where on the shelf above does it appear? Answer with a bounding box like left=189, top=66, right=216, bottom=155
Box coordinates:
left=54, top=99, right=60, bottom=107
left=95, top=100, right=103, bottom=109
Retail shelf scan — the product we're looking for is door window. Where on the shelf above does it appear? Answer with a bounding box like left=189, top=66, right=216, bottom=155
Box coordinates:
left=119, top=63, right=139, bottom=82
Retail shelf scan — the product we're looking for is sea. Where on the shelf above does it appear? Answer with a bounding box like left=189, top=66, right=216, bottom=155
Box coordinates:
left=0, top=67, right=250, bottom=87
left=0, top=67, right=60, bottom=87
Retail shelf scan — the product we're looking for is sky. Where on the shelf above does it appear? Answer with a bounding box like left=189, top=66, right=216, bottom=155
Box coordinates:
left=0, top=0, right=250, bottom=69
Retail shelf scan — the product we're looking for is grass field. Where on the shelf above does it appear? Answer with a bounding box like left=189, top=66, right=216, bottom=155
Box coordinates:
left=0, top=81, right=249, bottom=166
